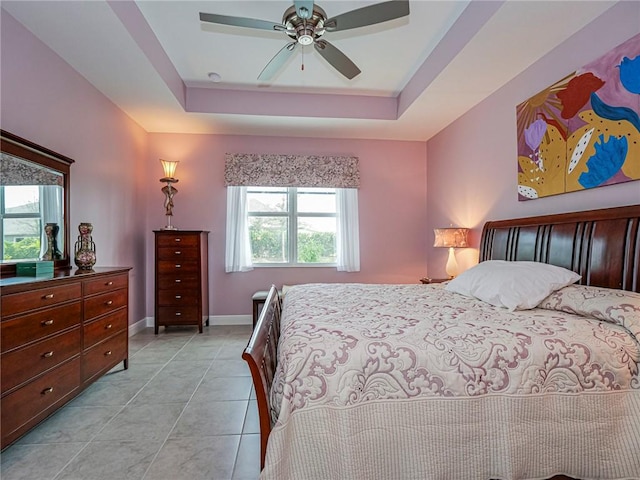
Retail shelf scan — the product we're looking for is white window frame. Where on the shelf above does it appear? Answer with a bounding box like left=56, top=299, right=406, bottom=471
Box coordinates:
left=248, top=186, right=337, bottom=267
left=225, top=186, right=360, bottom=273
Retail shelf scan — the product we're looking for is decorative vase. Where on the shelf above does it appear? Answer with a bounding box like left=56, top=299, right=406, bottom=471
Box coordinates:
left=74, top=222, right=96, bottom=270
left=42, top=222, right=62, bottom=261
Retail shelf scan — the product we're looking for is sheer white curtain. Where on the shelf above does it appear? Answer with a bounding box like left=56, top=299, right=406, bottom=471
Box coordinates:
left=225, top=186, right=253, bottom=273
left=336, top=188, right=360, bottom=272
left=39, top=185, right=63, bottom=258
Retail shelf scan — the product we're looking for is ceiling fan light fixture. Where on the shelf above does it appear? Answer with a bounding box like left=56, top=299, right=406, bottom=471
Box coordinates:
left=298, top=35, right=314, bottom=45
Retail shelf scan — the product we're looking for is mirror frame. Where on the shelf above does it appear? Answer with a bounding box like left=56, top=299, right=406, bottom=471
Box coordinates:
left=0, top=130, right=74, bottom=277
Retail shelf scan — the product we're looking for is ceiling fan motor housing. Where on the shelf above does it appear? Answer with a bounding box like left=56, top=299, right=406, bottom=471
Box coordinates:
left=282, top=5, right=327, bottom=45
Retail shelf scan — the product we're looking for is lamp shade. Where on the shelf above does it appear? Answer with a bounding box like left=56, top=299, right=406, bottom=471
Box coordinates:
left=160, top=159, right=179, bottom=180
left=433, top=228, right=469, bottom=248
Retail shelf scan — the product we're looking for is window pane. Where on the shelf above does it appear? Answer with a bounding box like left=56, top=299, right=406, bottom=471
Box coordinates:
left=297, top=217, right=336, bottom=263
left=3, top=218, right=41, bottom=260
left=249, top=216, right=289, bottom=263
left=4, top=186, right=40, bottom=214
left=297, top=188, right=335, bottom=213
left=247, top=187, right=288, bottom=213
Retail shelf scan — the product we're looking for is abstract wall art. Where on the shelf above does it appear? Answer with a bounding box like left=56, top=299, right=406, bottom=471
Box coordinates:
left=516, top=33, right=640, bottom=200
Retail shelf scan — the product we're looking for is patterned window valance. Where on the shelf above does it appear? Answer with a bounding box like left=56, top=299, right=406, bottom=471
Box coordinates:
left=224, top=153, right=360, bottom=188
left=1, top=153, right=63, bottom=186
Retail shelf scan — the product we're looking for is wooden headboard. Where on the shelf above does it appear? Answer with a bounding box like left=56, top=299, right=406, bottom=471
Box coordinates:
left=479, top=205, right=640, bottom=293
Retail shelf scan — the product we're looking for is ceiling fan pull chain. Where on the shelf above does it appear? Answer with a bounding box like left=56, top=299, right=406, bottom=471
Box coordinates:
left=301, top=47, right=305, bottom=71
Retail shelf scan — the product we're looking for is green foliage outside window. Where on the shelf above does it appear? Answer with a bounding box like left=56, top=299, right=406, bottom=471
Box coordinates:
left=298, top=232, right=335, bottom=263
left=3, top=237, right=40, bottom=260
left=250, top=218, right=287, bottom=263
left=250, top=219, right=335, bottom=263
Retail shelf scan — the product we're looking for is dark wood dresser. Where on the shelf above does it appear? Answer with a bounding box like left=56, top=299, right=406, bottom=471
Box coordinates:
left=0, top=267, right=130, bottom=449
left=154, top=230, right=209, bottom=334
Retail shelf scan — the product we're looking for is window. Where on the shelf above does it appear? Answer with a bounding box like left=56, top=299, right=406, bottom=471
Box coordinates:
left=247, top=187, right=337, bottom=265
left=0, top=185, right=42, bottom=261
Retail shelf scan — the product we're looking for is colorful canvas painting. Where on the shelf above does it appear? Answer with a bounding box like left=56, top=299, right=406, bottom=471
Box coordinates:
left=516, top=34, right=640, bottom=200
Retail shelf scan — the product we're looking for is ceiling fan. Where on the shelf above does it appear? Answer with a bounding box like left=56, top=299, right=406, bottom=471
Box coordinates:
left=199, top=0, right=410, bottom=81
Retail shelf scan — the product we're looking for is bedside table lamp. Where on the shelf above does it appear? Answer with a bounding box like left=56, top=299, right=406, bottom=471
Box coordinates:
left=160, top=159, right=179, bottom=230
left=434, top=227, right=469, bottom=278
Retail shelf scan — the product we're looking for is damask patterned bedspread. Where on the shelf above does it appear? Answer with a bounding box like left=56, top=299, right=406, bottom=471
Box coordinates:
left=264, top=283, right=640, bottom=479
left=272, top=283, right=640, bottom=417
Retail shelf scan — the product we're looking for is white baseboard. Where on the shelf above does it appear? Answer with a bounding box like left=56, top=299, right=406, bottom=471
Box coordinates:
left=209, top=315, right=252, bottom=325
left=128, top=317, right=153, bottom=336
left=129, top=315, right=251, bottom=335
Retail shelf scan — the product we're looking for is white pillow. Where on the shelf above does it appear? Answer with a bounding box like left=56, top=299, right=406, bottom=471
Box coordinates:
left=445, top=260, right=581, bottom=311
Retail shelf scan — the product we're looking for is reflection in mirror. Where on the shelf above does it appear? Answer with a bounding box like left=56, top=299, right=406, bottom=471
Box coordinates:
left=1, top=156, right=64, bottom=261
left=0, top=130, right=73, bottom=277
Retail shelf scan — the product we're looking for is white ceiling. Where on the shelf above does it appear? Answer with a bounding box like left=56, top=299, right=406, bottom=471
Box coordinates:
left=2, top=1, right=618, bottom=141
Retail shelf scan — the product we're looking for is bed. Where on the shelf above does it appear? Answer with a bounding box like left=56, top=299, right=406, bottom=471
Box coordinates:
left=243, top=205, right=640, bottom=480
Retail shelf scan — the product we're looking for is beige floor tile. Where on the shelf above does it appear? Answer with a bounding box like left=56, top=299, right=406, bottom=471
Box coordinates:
left=143, top=435, right=241, bottom=480
left=3, top=325, right=256, bottom=480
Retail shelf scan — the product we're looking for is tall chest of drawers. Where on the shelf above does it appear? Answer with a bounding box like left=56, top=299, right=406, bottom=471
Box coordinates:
left=0, top=267, right=130, bottom=449
left=154, top=230, right=209, bottom=333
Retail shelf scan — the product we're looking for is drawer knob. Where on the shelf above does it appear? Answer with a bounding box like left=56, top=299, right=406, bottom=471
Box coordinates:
left=43, top=293, right=55, bottom=300
left=175, top=279, right=181, bottom=283
left=175, top=264, right=181, bottom=268
left=175, top=312, right=182, bottom=316
left=174, top=238, right=181, bottom=242
left=175, top=295, right=182, bottom=299
left=106, top=281, right=113, bottom=286
left=42, top=319, right=54, bottom=326
left=105, top=324, right=113, bottom=329
left=175, top=251, right=182, bottom=255
left=42, top=387, right=54, bottom=395
left=105, top=300, right=113, bottom=306
left=42, top=351, right=54, bottom=358
left=105, top=351, right=112, bottom=356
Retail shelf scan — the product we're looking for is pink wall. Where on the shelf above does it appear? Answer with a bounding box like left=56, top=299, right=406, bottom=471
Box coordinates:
left=1, top=11, right=149, bottom=325
left=146, top=134, right=427, bottom=316
left=426, top=2, right=640, bottom=279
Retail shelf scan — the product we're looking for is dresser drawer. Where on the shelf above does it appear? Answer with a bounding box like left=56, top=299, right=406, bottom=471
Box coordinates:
left=156, top=275, right=199, bottom=290
left=156, top=234, right=199, bottom=248
left=157, top=246, right=200, bottom=261
left=82, top=333, right=127, bottom=383
left=1, top=328, right=81, bottom=393
left=157, top=289, right=200, bottom=306
left=83, top=273, right=128, bottom=296
left=83, top=288, right=127, bottom=321
left=1, top=301, right=81, bottom=353
left=84, top=309, right=127, bottom=349
left=1, top=356, right=81, bottom=447
left=157, top=306, right=200, bottom=324
left=1, top=283, right=82, bottom=318
left=157, top=260, right=199, bottom=275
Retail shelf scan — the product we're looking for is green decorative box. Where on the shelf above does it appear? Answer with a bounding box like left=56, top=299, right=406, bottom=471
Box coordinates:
left=16, top=261, right=54, bottom=277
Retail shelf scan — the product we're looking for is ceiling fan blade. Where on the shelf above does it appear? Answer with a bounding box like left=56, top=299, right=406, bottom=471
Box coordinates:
left=314, top=40, right=361, bottom=80
left=294, top=0, right=315, bottom=20
left=258, top=42, right=298, bottom=81
left=199, top=12, right=284, bottom=32
left=325, top=0, right=410, bottom=32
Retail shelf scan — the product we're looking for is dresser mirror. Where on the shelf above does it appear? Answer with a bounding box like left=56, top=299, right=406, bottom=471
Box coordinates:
left=0, top=130, right=73, bottom=277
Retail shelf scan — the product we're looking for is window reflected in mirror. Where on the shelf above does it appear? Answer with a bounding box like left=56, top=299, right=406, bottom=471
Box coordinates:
left=1, top=183, right=64, bottom=261
left=0, top=130, right=73, bottom=277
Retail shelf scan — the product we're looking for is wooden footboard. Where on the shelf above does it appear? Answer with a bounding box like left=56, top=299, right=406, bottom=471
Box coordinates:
left=242, top=285, right=281, bottom=470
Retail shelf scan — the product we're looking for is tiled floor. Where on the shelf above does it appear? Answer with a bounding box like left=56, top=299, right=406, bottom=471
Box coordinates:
left=0, top=325, right=261, bottom=480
